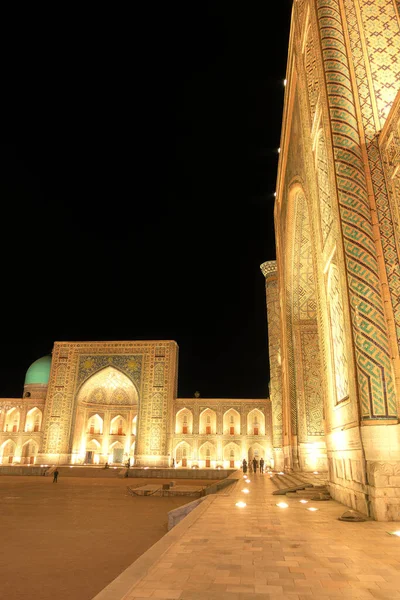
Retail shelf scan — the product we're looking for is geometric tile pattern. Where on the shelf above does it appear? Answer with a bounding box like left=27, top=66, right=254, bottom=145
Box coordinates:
left=78, top=354, right=142, bottom=388
left=305, top=26, right=320, bottom=121
left=42, top=341, right=178, bottom=460
left=300, top=330, right=325, bottom=435
left=359, top=0, right=400, bottom=126
left=343, top=0, right=400, bottom=349
left=328, top=263, right=350, bottom=403
left=380, top=97, right=400, bottom=343
left=293, top=191, right=317, bottom=320
left=261, top=261, right=284, bottom=449
left=317, top=131, right=335, bottom=246
left=317, top=0, right=397, bottom=418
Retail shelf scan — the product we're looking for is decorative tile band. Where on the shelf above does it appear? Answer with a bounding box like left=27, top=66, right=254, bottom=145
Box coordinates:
left=317, top=0, right=397, bottom=418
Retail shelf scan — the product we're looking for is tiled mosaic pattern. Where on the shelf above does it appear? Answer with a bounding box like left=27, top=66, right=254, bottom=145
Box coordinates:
left=300, top=329, right=324, bottom=436
left=42, top=341, right=178, bottom=460
left=317, top=0, right=396, bottom=418
left=293, top=191, right=317, bottom=321
left=343, top=0, right=400, bottom=349
left=261, top=261, right=284, bottom=450
left=328, top=262, right=350, bottom=403
left=316, top=132, right=334, bottom=247
left=380, top=96, right=400, bottom=341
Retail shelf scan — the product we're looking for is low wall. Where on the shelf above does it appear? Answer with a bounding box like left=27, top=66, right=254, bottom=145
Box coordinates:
left=0, top=466, right=45, bottom=476
left=167, top=496, right=209, bottom=530
left=127, top=468, right=235, bottom=480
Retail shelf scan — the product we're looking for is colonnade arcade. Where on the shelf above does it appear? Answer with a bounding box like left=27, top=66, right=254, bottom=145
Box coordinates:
left=0, top=406, right=43, bottom=464
left=172, top=403, right=272, bottom=469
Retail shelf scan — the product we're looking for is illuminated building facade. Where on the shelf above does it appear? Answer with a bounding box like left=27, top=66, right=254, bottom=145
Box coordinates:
left=0, top=341, right=272, bottom=470
left=264, top=0, right=400, bottom=520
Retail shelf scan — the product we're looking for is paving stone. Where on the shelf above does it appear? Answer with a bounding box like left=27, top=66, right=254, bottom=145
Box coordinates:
left=89, top=474, right=400, bottom=600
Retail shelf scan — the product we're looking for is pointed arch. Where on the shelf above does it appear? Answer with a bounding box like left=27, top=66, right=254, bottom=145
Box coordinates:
left=199, top=408, right=216, bottom=435
left=87, top=413, right=104, bottom=435
left=21, top=439, right=39, bottom=464
left=247, top=409, right=265, bottom=436
left=223, top=408, right=240, bottom=435
left=175, top=407, right=193, bottom=434
left=25, top=407, right=43, bottom=432
left=4, top=408, right=20, bottom=433
left=174, top=441, right=192, bottom=467
left=198, top=441, right=216, bottom=467
left=0, top=439, right=17, bottom=464
left=223, top=441, right=241, bottom=468
left=77, top=366, right=139, bottom=406
left=284, top=183, right=324, bottom=447
left=110, top=414, right=126, bottom=435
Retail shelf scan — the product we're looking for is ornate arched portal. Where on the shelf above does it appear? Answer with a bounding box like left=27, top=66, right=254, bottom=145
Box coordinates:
left=71, top=366, right=139, bottom=465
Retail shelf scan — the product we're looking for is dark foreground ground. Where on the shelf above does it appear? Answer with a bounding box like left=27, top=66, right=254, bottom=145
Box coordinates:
left=0, top=475, right=212, bottom=600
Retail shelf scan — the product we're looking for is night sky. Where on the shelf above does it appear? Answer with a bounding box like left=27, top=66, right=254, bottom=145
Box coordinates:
left=1, top=3, right=292, bottom=399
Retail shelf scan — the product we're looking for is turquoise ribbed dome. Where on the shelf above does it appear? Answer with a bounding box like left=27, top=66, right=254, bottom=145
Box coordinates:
left=24, top=355, right=52, bottom=385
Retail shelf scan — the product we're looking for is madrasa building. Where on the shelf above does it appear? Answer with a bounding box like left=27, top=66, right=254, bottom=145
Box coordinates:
left=265, top=0, right=400, bottom=521
left=0, top=341, right=272, bottom=470
left=1, top=0, right=400, bottom=524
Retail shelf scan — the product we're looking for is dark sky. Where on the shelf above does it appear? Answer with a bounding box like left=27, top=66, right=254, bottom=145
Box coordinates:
left=1, top=3, right=292, bottom=399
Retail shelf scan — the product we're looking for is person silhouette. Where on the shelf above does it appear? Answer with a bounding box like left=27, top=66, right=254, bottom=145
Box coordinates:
left=53, top=469, right=59, bottom=483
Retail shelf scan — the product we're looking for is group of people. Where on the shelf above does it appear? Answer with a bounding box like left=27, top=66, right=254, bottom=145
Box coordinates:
left=242, top=456, right=265, bottom=474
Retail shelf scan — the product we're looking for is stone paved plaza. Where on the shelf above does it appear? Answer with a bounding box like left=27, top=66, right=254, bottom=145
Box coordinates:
left=0, top=475, right=208, bottom=600
left=95, top=472, right=400, bottom=600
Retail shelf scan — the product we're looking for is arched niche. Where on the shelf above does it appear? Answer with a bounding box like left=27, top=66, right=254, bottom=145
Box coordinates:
left=223, top=441, right=240, bottom=468
left=87, top=413, right=103, bottom=435
left=0, top=439, right=16, bottom=464
left=223, top=409, right=240, bottom=435
left=199, top=408, right=216, bottom=435
left=25, top=407, right=42, bottom=433
left=284, top=183, right=324, bottom=451
left=174, top=441, right=191, bottom=467
left=175, top=408, right=193, bottom=434
left=246, top=409, right=265, bottom=436
left=21, top=439, right=39, bottom=464
left=198, top=441, right=216, bottom=468
left=110, top=414, right=127, bottom=435
left=4, top=408, right=20, bottom=433
left=77, top=366, right=139, bottom=406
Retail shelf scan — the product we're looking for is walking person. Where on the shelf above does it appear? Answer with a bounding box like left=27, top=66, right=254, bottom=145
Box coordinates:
left=53, top=468, right=59, bottom=483
left=259, top=457, right=264, bottom=473
left=252, top=457, right=258, bottom=473
left=242, top=458, right=247, bottom=474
